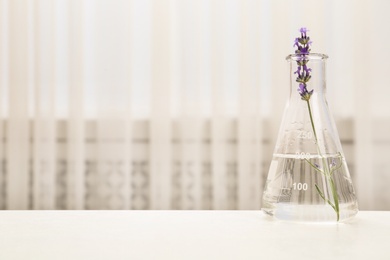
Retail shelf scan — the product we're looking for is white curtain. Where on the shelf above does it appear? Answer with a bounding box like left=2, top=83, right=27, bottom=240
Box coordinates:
left=0, top=0, right=389, bottom=210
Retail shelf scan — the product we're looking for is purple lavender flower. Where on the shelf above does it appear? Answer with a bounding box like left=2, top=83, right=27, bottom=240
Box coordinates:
left=330, top=158, right=337, bottom=168
left=300, top=27, right=308, bottom=34
left=294, top=27, right=313, bottom=101
left=297, top=83, right=313, bottom=101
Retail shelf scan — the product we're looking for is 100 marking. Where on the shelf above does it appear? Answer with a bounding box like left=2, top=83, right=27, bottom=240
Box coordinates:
left=293, top=182, right=308, bottom=191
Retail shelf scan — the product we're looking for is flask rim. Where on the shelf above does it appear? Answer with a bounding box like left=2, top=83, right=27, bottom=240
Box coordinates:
left=286, top=53, right=329, bottom=61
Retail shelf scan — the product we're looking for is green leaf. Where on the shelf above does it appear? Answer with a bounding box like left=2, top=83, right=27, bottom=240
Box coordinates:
left=315, top=184, right=335, bottom=210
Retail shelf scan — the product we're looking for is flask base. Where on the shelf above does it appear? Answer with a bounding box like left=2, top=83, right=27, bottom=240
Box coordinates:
left=262, top=202, right=358, bottom=223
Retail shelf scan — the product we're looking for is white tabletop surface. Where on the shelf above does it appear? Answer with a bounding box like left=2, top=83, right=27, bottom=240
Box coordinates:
left=0, top=211, right=389, bottom=260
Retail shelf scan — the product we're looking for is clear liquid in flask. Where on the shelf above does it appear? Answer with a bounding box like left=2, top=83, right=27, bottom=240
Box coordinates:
left=262, top=154, right=358, bottom=222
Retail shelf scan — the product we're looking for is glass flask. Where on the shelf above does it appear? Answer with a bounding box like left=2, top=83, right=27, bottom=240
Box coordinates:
left=262, top=53, right=358, bottom=222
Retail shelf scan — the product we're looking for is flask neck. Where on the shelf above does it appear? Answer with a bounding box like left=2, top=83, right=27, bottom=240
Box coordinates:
left=287, top=53, right=328, bottom=103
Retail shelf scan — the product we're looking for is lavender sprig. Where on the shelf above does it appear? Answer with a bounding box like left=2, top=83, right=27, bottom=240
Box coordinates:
left=293, top=27, right=340, bottom=221
left=294, top=28, right=313, bottom=101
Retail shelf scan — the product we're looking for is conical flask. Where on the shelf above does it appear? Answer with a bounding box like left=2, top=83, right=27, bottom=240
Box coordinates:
left=262, top=53, right=358, bottom=222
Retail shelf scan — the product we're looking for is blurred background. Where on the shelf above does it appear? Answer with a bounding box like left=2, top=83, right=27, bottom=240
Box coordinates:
left=0, top=0, right=389, bottom=210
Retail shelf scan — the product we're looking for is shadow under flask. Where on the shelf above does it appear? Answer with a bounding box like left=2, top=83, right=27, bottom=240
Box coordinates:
left=262, top=53, right=358, bottom=222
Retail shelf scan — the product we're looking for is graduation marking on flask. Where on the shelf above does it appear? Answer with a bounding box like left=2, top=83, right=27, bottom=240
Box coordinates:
left=296, top=152, right=310, bottom=159
left=293, top=182, right=308, bottom=191
left=297, top=131, right=313, bottom=139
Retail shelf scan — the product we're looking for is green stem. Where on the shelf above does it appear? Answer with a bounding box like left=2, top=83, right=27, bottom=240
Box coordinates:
left=306, top=100, right=340, bottom=221
left=306, top=101, right=319, bottom=147
left=329, top=177, right=340, bottom=221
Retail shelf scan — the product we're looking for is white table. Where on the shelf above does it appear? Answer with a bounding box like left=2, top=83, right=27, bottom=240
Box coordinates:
left=0, top=211, right=389, bottom=259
